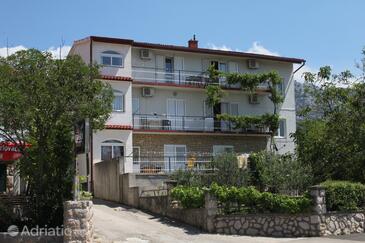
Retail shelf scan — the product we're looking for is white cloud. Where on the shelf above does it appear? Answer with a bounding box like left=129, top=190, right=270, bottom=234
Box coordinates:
left=46, top=45, right=71, bottom=59
left=246, top=41, right=280, bottom=56
left=0, top=45, right=71, bottom=59
left=206, top=43, right=239, bottom=51
left=207, top=41, right=280, bottom=57
left=0, top=45, right=27, bottom=57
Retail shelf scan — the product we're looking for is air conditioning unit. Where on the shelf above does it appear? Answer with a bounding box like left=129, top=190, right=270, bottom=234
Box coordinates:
left=248, top=94, right=259, bottom=104
left=247, top=59, right=259, bottom=69
left=140, top=49, right=151, bottom=59
left=142, top=87, right=154, bottom=97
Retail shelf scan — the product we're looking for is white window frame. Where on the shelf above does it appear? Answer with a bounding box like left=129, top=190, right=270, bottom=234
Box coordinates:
left=275, top=119, right=286, bottom=138
left=213, top=145, right=234, bottom=156
left=132, top=146, right=140, bottom=164
left=164, top=144, right=187, bottom=171
left=112, top=91, right=125, bottom=112
left=101, top=51, right=124, bottom=67
left=101, top=140, right=124, bottom=161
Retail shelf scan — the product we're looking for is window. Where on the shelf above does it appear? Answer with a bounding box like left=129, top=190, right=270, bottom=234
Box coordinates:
left=113, top=91, right=124, bottom=112
left=101, top=50, right=124, bottom=67
left=164, top=145, right=186, bottom=170
left=101, top=140, right=124, bottom=161
left=133, top=147, right=140, bottom=164
left=213, top=145, right=234, bottom=156
left=275, top=119, right=286, bottom=138
left=276, top=82, right=285, bottom=95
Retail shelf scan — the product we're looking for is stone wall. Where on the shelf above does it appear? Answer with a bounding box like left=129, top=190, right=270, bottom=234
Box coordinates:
left=64, top=200, right=94, bottom=243
left=320, top=213, right=365, bottom=235
left=214, top=214, right=321, bottom=237
left=133, top=133, right=268, bottom=155
left=137, top=188, right=365, bottom=237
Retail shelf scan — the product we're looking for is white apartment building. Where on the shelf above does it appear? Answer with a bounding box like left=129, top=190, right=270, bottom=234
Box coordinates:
left=69, top=36, right=305, bottom=174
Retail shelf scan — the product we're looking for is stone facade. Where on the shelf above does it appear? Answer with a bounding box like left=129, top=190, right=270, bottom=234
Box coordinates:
left=137, top=188, right=365, bottom=237
left=133, top=133, right=268, bottom=155
left=320, top=213, right=365, bottom=235
left=214, top=214, right=321, bottom=237
left=64, top=200, right=94, bottom=243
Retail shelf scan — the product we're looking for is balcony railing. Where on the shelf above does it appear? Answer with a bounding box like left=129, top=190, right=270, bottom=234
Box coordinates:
left=133, top=114, right=269, bottom=134
left=132, top=66, right=269, bottom=89
left=132, top=155, right=214, bottom=174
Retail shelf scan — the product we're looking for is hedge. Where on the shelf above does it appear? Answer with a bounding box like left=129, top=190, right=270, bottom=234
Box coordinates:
left=170, top=184, right=312, bottom=214
left=321, top=180, right=365, bottom=212
left=170, top=186, right=205, bottom=208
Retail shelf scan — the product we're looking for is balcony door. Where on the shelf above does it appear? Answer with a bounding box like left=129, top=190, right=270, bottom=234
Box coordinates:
left=165, top=57, right=174, bottom=82
left=210, top=61, right=227, bottom=85
left=221, top=103, right=239, bottom=131
left=167, top=99, right=185, bottom=130
left=164, top=144, right=186, bottom=172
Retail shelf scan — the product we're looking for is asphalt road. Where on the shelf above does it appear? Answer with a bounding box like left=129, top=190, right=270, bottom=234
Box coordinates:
left=93, top=199, right=365, bottom=243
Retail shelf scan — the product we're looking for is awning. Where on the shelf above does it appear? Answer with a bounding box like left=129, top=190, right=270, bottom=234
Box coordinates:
left=0, top=141, right=31, bottom=163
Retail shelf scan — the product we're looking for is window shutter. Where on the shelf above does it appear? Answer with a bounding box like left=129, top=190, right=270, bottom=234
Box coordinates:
left=228, top=62, right=238, bottom=73
left=174, top=56, right=184, bottom=71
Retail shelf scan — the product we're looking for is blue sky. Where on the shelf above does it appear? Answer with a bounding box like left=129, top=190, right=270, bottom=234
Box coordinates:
left=1, top=0, right=364, bottom=78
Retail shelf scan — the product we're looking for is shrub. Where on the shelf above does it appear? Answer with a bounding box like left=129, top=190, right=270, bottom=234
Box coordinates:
left=171, top=183, right=312, bottom=214
left=249, top=151, right=313, bottom=194
left=169, top=153, right=248, bottom=187
left=170, top=186, right=205, bottom=208
left=321, top=180, right=365, bottom=212
left=210, top=183, right=311, bottom=214
left=210, top=152, right=248, bottom=187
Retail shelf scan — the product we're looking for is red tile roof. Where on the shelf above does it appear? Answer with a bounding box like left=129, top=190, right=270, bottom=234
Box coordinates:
left=105, top=125, right=133, bottom=130
left=100, top=75, right=133, bottom=81
left=77, top=36, right=305, bottom=64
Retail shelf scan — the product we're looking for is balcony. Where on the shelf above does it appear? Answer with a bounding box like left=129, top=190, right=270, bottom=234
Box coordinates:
left=133, top=114, right=270, bottom=134
left=132, top=66, right=269, bottom=89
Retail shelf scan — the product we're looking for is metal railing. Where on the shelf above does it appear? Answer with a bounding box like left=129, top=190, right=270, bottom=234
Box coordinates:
left=133, top=114, right=269, bottom=133
left=132, top=66, right=269, bottom=89
left=131, top=155, right=214, bottom=174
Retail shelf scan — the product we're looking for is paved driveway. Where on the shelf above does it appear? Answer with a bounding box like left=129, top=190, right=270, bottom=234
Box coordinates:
left=93, top=199, right=365, bottom=243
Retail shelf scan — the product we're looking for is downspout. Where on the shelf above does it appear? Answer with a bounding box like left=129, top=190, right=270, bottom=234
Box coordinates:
left=284, top=60, right=306, bottom=97
left=89, top=38, right=94, bottom=193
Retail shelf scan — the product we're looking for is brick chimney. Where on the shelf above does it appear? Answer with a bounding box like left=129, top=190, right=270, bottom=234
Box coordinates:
left=188, top=35, right=198, bottom=48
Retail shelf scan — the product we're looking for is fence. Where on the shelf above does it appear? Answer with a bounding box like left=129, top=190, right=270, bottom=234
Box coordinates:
left=132, top=66, right=270, bottom=89
left=133, top=114, right=270, bottom=134
left=131, top=154, right=215, bottom=174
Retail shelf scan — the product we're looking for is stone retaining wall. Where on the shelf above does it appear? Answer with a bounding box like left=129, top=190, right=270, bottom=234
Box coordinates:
left=64, top=200, right=94, bottom=243
left=320, top=213, right=365, bottom=235
left=137, top=186, right=365, bottom=237
left=212, top=212, right=365, bottom=237
left=214, top=214, right=320, bottom=237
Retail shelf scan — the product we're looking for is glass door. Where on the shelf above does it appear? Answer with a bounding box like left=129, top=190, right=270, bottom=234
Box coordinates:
left=165, top=57, right=174, bottom=82
left=167, top=99, right=185, bottom=130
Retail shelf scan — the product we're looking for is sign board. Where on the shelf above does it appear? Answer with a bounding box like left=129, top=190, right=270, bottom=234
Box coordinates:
left=0, top=141, right=30, bottom=162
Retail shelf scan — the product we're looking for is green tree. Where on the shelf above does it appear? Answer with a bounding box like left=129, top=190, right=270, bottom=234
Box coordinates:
left=293, top=51, right=365, bottom=183
left=249, top=151, right=313, bottom=194
left=0, top=49, right=113, bottom=226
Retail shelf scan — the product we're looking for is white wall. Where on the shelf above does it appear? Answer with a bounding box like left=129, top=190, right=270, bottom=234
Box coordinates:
left=106, top=80, right=133, bottom=126
left=93, top=129, right=133, bottom=173
left=93, top=42, right=132, bottom=77
left=131, top=47, right=297, bottom=154
left=69, top=40, right=90, bottom=64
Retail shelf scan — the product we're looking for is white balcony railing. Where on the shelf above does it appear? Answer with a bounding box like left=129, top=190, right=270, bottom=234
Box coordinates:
left=131, top=66, right=270, bottom=89
left=133, top=114, right=269, bottom=133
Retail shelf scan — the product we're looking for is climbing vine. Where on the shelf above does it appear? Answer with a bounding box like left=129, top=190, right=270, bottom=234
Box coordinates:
left=205, top=65, right=285, bottom=148
left=217, top=113, right=279, bottom=133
